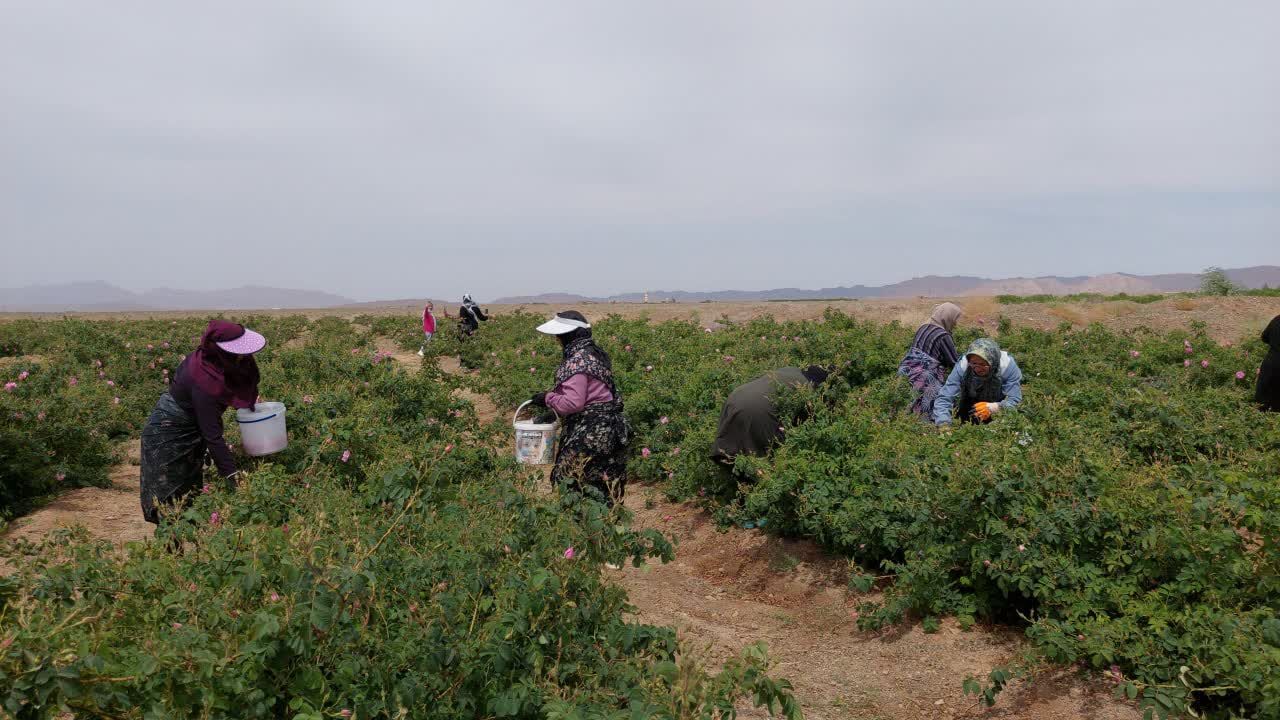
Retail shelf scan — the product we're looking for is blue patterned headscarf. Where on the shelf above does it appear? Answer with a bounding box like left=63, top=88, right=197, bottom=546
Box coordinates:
left=962, top=338, right=1004, bottom=403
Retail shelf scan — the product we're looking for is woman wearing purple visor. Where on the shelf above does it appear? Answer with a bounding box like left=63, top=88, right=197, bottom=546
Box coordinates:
left=139, top=320, right=266, bottom=526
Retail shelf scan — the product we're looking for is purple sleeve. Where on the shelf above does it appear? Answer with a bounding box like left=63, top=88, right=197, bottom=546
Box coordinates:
left=545, top=374, right=590, bottom=416
left=191, top=388, right=237, bottom=478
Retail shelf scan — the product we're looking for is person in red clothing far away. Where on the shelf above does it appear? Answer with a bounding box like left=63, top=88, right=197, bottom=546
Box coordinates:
left=418, top=301, right=437, bottom=356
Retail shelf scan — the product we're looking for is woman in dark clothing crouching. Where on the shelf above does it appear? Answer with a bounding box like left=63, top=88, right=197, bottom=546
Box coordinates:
left=1257, top=314, right=1280, bottom=412
left=527, top=311, right=631, bottom=507
left=139, top=320, right=265, bottom=525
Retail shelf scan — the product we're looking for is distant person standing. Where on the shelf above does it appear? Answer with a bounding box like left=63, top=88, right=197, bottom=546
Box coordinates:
left=1256, top=314, right=1280, bottom=412
left=418, top=301, right=436, bottom=357
left=898, top=302, right=963, bottom=419
left=458, top=294, right=488, bottom=337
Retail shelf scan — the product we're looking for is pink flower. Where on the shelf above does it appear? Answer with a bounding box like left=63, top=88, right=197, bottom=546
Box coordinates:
left=671, top=447, right=680, bottom=455
left=1126, top=372, right=1135, bottom=377
left=106, top=380, right=115, bottom=387
left=444, top=443, right=454, bottom=453
left=563, top=546, right=576, bottom=560
left=662, top=514, right=674, bottom=522
left=645, top=365, right=653, bottom=372
left=1184, top=346, right=1193, bottom=354
left=270, top=592, right=280, bottom=602
left=641, top=447, right=651, bottom=458
left=282, top=523, right=290, bottom=535
left=17, top=371, right=28, bottom=381
left=1201, top=359, right=1210, bottom=368
left=530, top=350, right=537, bottom=357
left=1236, top=371, right=1246, bottom=380
left=98, top=371, right=106, bottom=378
left=1077, top=634, right=1086, bottom=641
left=2, top=382, right=15, bottom=392
left=1184, top=359, right=1192, bottom=367
left=201, top=483, right=212, bottom=494
left=94, top=359, right=103, bottom=367
left=659, top=416, right=669, bottom=424
left=1129, top=350, right=1140, bottom=358
left=1017, top=544, right=1026, bottom=552
left=722, top=355, right=735, bottom=362
left=171, top=622, right=183, bottom=630
left=113, top=397, right=121, bottom=405
left=983, top=559, right=992, bottom=567
left=780, top=336, right=788, bottom=341
left=977, top=318, right=985, bottom=326
left=210, top=511, right=221, bottom=526
left=704, top=328, right=713, bottom=333
left=162, top=341, right=170, bottom=348
left=68, top=377, right=78, bottom=387
left=146, top=344, right=154, bottom=351
left=340, top=710, right=352, bottom=719
left=56, top=472, right=66, bottom=482
left=529, top=367, right=536, bottom=374
left=36, top=411, right=46, bottom=421
left=188, top=582, right=197, bottom=592
left=624, top=344, right=632, bottom=351
left=341, top=450, right=351, bottom=463
left=302, top=395, right=313, bottom=404
left=850, top=609, right=860, bottom=620
left=162, top=368, right=168, bottom=375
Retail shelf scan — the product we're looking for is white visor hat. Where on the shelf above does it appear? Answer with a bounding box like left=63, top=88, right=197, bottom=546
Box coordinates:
left=536, top=314, right=591, bottom=335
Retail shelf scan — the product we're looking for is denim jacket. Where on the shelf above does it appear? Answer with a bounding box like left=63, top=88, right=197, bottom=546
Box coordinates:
left=932, top=351, right=1023, bottom=425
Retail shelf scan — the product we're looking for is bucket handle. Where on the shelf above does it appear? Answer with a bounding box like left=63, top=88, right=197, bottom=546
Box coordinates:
left=237, top=413, right=278, bottom=425
left=513, top=400, right=559, bottom=425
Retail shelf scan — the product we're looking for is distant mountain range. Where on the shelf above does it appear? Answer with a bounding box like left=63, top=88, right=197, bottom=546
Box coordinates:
left=0, top=282, right=354, bottom=312
left=3, top=266, right=1277, bottom=312
left=494, top=266, right=1280, bottom=304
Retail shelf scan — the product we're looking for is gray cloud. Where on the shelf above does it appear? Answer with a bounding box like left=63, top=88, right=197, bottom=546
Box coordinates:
left=3, top=1, right=1277, bottom=301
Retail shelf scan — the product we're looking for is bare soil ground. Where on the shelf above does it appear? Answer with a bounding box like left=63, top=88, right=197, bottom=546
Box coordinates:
left=2, top=440, right=152, bottom=561
left=614, top=483, right=1137, bottom=720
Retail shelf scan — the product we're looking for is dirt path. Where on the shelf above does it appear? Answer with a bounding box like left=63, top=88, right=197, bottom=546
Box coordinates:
left=2, top=439, right=152, bottom=555
left=614, top=484, right=1138, bottom=720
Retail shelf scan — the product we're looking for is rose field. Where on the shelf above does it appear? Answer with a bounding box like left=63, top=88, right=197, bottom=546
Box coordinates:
left=2, top=302, right=1279, bottom=719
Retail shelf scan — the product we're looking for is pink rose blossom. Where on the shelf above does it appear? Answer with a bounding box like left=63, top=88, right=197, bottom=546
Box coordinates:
left=1017, top=544, right=1026, bottom=552
left=563, top=546, right=576, bottom=559
left=444, top=443, right=454, bottom=453
left=36, top=411, right=46, bottom=421
left=302, top=395, right=313, bottom=404
left=340, top=710, right=352, bottom=719
left=210, top=511, right=221, bottom=526
left=1077, top=634, right=1086, bottom=641
left=68, top=377, right=78, bottom=387
left=641, top=447, right=651, bottom=458
left=722, top=355, right=735, bottom=362
left=671, top=447, right=680, bottom=455
left=146, top=344, right=154, bottom=351
left=17, top=371, right=28, bottom=381
left=983, top=559, right=993, bottom=567
left=94, top=359, right=103, bottom=367
left=270, top=592, right=280, bottom=602
left=2, top=382, right=15, bottom=392
left=1129, top=350, right=1140, bottom=358
left=341, top=450, right=351, bottom=463
left=188, top=582, right=197, bottom=592
left=1201, top=359, right=1210, bottom=368
left=56, top=472, right=66, bottom=482
left=106, top=380, right=115, bottom=387
left=659, top=416, right=669, bottom=424
left=1184, top=359, right=1191, bottom=367
left=98, top=371, right=106, bottom=378
left=201, top=483, right=212, bottom=494
left=1236, top=371, right=1246, bottom=380
left=624, top=344, right=632, bottom=351
left=171, top=622, right=183, bottom=630
left=1184, top=346, right=1193, bottom=354
left=645, top=365, right=653, bottom=372
left=113, top=397, right=121, bottom=405
left=530, top=350, right=537, bottom=357
left=529, top=367, right=536, bottom=374
left=162, top=342, right=170, bottom=348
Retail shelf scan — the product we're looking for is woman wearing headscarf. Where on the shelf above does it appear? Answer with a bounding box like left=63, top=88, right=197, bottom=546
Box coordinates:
left=1256, top=314, right=1280, bottom=412
left=898, top=302, right=963, bottom=418
left=139, top=320, right=266, bottom=524
left=932, top=337, right=1023, bottom=426
left=527, top=311, right=631, bottom=506
left=458, top=294, right=488, bottom=337
left=418, top=301, right=436, bottom=356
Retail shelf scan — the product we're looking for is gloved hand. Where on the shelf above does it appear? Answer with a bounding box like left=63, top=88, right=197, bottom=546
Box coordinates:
left=530, top=391, right=548, bottom=407
left=971, top=401, right=1001, bottom=422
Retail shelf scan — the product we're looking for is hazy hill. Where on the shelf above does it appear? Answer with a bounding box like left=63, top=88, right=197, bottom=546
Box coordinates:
left=0, top=283, right=353, bottom=312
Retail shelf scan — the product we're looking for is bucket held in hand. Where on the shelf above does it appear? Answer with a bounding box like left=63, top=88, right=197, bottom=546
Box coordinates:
left=513, top=400, right=558, bottom=465
left=236, top=402, right=288, bottom=457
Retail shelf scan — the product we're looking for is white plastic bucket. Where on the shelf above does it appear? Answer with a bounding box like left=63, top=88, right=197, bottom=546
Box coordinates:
left=513, top=400, right=559, bottom=465
left=236, top=402, right=288, bottom=457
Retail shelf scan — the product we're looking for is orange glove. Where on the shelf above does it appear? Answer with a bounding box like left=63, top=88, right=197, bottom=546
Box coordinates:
left=972, top=401, right=1000, bottom=422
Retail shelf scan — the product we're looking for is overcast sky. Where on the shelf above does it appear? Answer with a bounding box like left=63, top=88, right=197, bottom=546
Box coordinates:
left=2, top=2, right=1277, bottom=302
